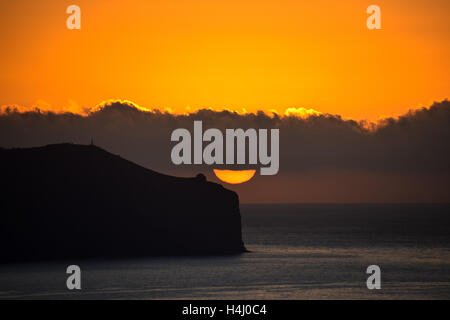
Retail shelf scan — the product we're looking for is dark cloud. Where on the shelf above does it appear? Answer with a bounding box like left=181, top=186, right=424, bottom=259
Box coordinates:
left=1, top=100, right=449, bottom=202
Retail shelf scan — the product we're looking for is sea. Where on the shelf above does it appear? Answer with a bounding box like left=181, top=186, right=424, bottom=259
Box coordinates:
left=1, top=204, right=450, bottom=299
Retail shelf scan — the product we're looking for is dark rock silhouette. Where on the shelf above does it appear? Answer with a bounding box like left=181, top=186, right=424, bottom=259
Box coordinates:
left=0, top=143, right=246, bottom=263
left=195, top=173, right=207, bottom=182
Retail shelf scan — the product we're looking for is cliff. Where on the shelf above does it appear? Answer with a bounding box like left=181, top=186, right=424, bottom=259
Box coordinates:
left=0, top=143, right=246, bottom=263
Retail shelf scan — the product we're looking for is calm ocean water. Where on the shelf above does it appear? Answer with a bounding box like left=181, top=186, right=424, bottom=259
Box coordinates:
left=1, top=204, right=450, bottom=299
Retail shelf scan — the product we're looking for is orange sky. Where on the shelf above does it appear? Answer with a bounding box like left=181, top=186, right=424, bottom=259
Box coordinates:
left=0, top=0, right=449, bottom=121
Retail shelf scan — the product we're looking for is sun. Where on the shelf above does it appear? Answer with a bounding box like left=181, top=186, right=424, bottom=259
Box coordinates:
left=213, top=169, right=256, bottom=184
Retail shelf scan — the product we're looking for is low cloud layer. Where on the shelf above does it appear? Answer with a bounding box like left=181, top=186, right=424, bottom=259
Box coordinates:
left=1, top=100, right=449, bottom=202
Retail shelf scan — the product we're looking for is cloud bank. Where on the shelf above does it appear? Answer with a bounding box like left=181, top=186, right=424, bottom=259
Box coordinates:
left=1, top=100, right=449, bottom=203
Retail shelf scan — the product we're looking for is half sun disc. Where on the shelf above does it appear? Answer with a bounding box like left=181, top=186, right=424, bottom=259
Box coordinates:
left=213, top=169, right=256, bottom=184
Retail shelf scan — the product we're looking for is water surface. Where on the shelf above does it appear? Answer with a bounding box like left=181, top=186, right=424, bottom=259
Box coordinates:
left=1, top=204, right=449, bottom=299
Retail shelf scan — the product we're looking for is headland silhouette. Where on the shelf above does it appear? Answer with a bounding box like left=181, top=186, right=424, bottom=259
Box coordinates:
left=0, top=143, right=246, bottom=263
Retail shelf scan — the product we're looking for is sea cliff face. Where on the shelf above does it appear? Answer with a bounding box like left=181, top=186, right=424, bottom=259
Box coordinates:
left=0, top=144, right=246, bottom=263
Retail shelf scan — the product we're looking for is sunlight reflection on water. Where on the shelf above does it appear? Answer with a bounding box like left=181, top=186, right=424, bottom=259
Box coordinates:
left=1, top=204, right=450, bottom=299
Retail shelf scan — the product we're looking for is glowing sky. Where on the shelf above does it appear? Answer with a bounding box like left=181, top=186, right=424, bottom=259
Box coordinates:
left=0, top=0, right=449, bottom=121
